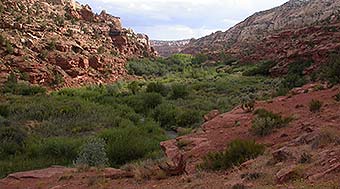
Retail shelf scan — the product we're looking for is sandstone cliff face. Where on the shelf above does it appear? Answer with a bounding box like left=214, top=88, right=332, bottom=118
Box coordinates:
left=151, top=39, right=191, bottom=57
left=0, top=0, right=156, bottom=87
left=182, top=0, right=340, bottom=72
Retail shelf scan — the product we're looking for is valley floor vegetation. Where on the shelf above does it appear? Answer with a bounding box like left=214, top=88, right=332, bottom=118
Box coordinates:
left=1, top=53, right=338, bottom=177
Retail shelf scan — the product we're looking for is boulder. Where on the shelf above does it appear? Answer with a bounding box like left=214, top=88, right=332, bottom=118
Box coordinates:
left=7, top=166, right=75, bottom=180
left=55, top=56, right=74, bottom=70
left=89, top=56, right=101, bottom=69
left=276, top=165, right=301, bottom=184
left=272, top=147, right=293, bottom=162
left=79, top=5, right=94, bottom=21
left=78, top=57, right=89, bottom=69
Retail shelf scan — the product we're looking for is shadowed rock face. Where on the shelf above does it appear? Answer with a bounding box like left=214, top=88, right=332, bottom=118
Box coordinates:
left=0, top=0, right=156, bottom=87
left=181, top=0, right=340, bottom=74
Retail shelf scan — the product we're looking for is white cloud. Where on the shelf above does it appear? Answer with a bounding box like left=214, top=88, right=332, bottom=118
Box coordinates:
left=78, top=0, right=289, bottom=40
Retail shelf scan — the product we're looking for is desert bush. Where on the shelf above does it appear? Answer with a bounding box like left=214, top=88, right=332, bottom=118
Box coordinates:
left=192, top=53, right=208, bottom=65
left=122, top=159, right=167, bottom=181
left=146, top=82, right=169, bottom=96
left=299, top=152, right=312, bottom=164
left=39, top=137, right=80, bottom=160
left=47, top=40, right=56, bottom=51
left=309, top=99, right=322, bottom=113
left=0, top=126, right=27, bottom=157
left=75, top=137, right=108, bottom=167
left=320, top=54, right=340, bottom=84
left=124, top=92, right=163, bottom=113
left=5, top=41, right=14, bottom=54
left=243, top=61, right=276, bottom=76
left=0, top=3, right=3, bottom=15
left=241, top=95, right=255, bottom=113
left=99, top=122, right=166, bottom=167
left=55, top=15, right=65, bottom=27
left=275, top=60, right=313, bottom=95
left=170, top=83, right=189, bottom=99
left=200, top=139, right=265, bottom=170
left=311, top=128, right=340, bottom=149
left=251, top=109, right=292, bottom=136
left=97, top=46, right=105, bottom=54
left=51, top=72, right=64, bottom=86
left=176, top=109, right=201, bottom=128
left=152, top=103, right=178, bottom=129
left=2, top=80, right=46, bottom=96
left=0, top=104, right=9, bottom=117
left=127, top=81, right=141, bottom=95
left=126, top=59, right=166, bottom=76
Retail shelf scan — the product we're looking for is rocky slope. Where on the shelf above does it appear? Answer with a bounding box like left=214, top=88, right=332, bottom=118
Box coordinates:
left=1, top=83, right=339, bottom=188
left=0, top=0, right=156, bottom=87
left=151, top=39, right=191, bottom=57
left=182, top=0, right=340, bottom=73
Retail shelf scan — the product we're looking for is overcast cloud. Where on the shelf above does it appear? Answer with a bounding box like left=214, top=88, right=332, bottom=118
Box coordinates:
left=77, top=0, right=289, bottom=40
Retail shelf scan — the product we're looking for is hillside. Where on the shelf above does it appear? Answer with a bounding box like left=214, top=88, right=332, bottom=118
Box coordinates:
left=0, top=0, right=155, bottom=87
left=182, top=0, right=340, bottom=73
left=151, top=39, right=191, bottom=57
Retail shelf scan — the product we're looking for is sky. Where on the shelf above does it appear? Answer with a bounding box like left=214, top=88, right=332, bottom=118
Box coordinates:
left=77, top=0, right=289, bottom=40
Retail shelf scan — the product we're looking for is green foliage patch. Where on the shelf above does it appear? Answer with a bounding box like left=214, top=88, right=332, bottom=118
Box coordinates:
left=199, top=139, right=265, bottom=170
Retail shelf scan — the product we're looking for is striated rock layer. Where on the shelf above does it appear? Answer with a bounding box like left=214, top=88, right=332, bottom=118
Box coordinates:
left=182, top=0, right=340, bottom=74
left=0, top=0, right=156, bottom=87
left=151, top=39, right=191, bottom=57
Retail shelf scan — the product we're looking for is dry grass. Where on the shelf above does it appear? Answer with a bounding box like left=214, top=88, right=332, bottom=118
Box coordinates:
left=122, top=159, right=168, bottom=181
left=311, top=127, right=340, bottom=149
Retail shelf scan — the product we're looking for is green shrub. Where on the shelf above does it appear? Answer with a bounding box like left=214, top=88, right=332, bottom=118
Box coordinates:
left=2, top=81, right=46, bottom=96
left=47, top=40, right=56, bottom=51
left=0, top=34, right=5, bottom=44
left=170, top=84, right=189, bottom=99
left=146, top=82, right=169, bottom=96
left=280, top=60, right=313, bottom=90
left=251, top=109, right=292, bottom=136
left=75, top=138, right=108, bottom=167
left=127, top=81, right=141, bottom=95
left=192, top=53, right=208, bottom=65
left=5, top=41, right=14, bottom=54
left=51, top=72, right=64, bottom=86
left=309, top=99, right=322, bottom=113
left=126, top=59, right=166, bottom=76
left=0, top=3, right=3, bottom=15
left=243, top=61, right=276, bottom=76
left=125, top=93, right=162, bottom=113
left=176, top=109, right=201, bottom=128
left=99, top=122, right=166, bottom=167
left=320, top=54, right=340, bottom=84
left=0, top=104, right=9, bottom=117
left=55, top=16, right=65, bottom=27
left=40, top=137, right=80, bottom=160
left=152, top=103, right=178, bottom=129
left=97, top=46, right=105, bottom=54
left=200, top=139, right=265, bottom=170
left=0, top=127, right=27, bottom=157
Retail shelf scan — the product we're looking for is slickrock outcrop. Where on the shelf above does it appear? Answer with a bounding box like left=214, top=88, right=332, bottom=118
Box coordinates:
left=0, top=0, right=156, bottom=87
